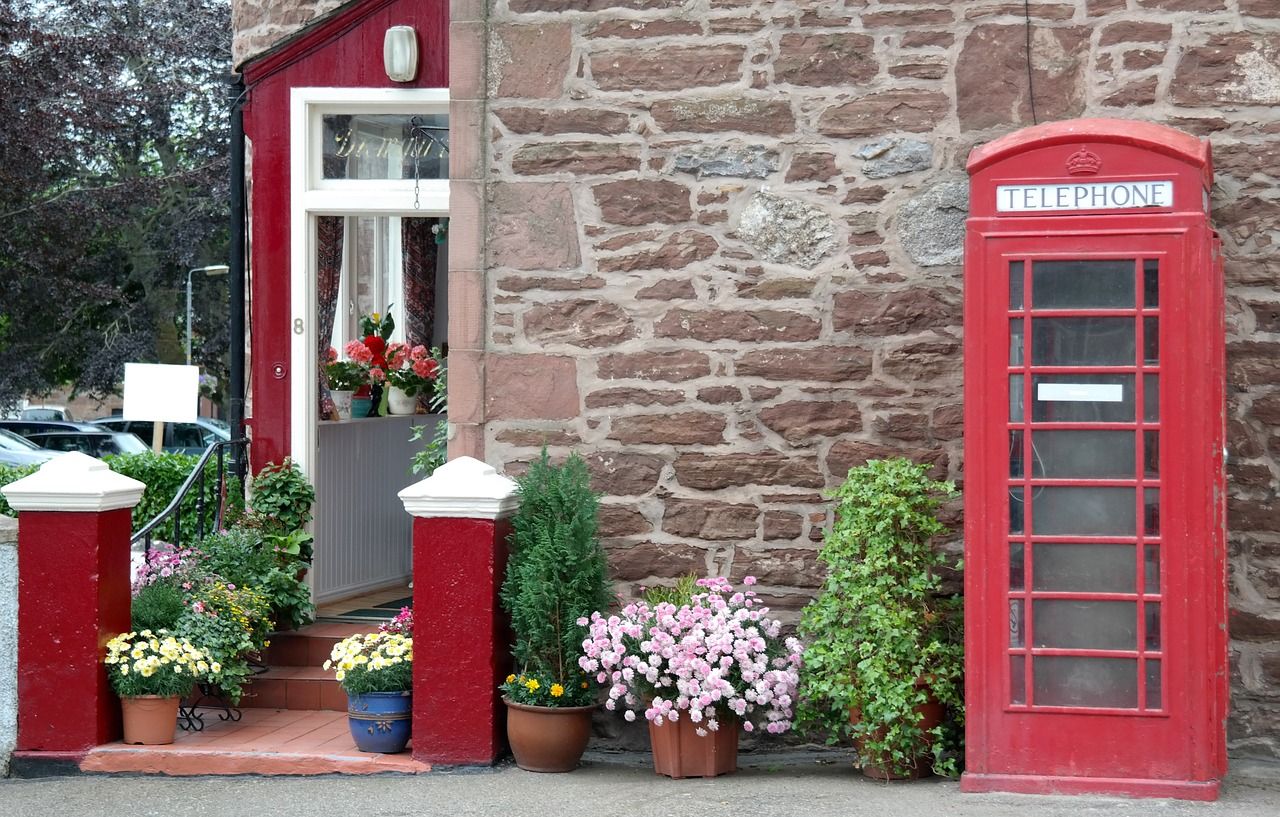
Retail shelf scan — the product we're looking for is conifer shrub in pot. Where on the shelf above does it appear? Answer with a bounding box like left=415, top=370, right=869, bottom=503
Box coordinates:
left=796, top=458, right=964, bottom=779
left=499, top=449, right=613, bottom=773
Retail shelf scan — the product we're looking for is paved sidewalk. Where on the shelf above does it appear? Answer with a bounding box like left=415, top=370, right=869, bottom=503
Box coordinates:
left=0, top=756, right=1277, bottom=817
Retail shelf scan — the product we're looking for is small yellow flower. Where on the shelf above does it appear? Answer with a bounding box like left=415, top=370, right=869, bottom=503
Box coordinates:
left=550, top=684, right=564, bottom=698
left=505, top=674, right=516, bottom=684
left=525, top=679, right=540, bottom=692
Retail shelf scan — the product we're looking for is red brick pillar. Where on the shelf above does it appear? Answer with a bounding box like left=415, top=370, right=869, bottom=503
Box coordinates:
left=0, top=452, right=144, bottom=764
left=398, top=456, right=518, bottom=766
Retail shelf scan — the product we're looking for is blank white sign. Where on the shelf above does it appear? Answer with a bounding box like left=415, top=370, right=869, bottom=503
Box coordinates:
left=1037, top=383, right=1124, bottom=403
left=122, top=363, right=199, bottom=422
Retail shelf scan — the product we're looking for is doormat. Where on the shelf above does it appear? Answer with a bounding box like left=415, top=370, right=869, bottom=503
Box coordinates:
left=318, top=597, right=413, bottom=624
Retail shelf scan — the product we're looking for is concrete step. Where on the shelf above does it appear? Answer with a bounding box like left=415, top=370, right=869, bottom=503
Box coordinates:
left=240, top=667, right=347, bottom=711
left=265, top=622, right=371, bottom=667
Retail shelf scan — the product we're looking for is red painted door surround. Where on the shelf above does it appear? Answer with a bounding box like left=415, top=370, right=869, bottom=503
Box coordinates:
left=962, top=120, right=1226, bottom=800
left=240, top=0, right=447, bottom=471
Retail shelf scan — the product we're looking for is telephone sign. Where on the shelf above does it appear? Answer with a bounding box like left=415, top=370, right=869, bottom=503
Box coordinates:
left=961, top=120, right=1226, bottom=801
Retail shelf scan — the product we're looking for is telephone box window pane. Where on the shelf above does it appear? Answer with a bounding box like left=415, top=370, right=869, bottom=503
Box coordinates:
left=1146, top=660, right=1162, bottom=709
left=1031, top=487, right=1136, bottom=536
left=1144, top=317, right=1159, bottom=365
left=1035, top=430, right=1134, bottom=478
left=1010, top=261, right=1025, bottom=310
left=1010, top=656, right=1026, bottom=705
left=1032, top=544, right=1135, bottom=592
left=1032, top=260, right=1135, bottom=309
left=1010, top=543, right=1025, bottom=590
left=1032, top=318, right=1135, bottom=366
left=1144, top=546, right=1160, bottom=593
left=1010, top=488, right=1025, bottom=534
left=1144, top=431, right=1160, bottom=477
left=1034, top=656, right=1138, bottom=709
left=1033, top=374, right=1134, bottom=422
left=1010, top=599, right=1025, bottom=648
left=1143, top=260, right=1159, bottom=308
left=1145, top=603, right=1161, bottom=650
left=1144, top=489, right=1161, bottom=536
left=322, top=113, right=450, bottom=181
left=1034, top=601, right=1137, bottom=650
left=1009, top=431, right=1024, bottom=477
left=1010, top=375, right=1025, bottom=422
left=1144, top=374, right=1159, bottom=422
left=1010, top=320, right=1024, bottom=365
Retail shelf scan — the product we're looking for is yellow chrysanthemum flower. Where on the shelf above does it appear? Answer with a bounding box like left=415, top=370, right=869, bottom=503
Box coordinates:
left=505, top=674, right=516, bottom=684
left=525, top=679, right=540, bottom=692
left=550, top=684, right=564, bottom=698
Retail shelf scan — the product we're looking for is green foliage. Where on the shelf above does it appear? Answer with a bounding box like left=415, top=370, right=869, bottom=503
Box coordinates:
left=0, top=463, right=39, bottom=516
left=240, top=458, right=315, bottom=563
left=641, top=574, right=699, bottom=608
left=1, top=453, right=237, bottom=539
left=500, top=449, right=613, bottom=708
left=196, top=526, right=313, bottom=631
left=131, top=581, right=185, bottom=632
left=410, top=351, right=449, bottom=478
left=104, top=451, right=235, bottom=538
left=796, top=458, right=964, bottom=778
left=173, top=579, right=273, bottom=704
left=500, top=671, right=590, bottom=707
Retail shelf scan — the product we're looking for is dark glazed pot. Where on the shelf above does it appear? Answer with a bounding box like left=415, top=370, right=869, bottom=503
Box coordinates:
left=504, top=698, right=595, bottom=772
left=648, top=715, right=738, bottom=779
left=347, top=690, right=412, bottom=754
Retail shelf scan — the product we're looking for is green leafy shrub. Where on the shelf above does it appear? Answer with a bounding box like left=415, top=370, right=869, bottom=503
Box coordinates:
left=238, top=458, right=315, bottom=563
left=0, top=463, right=39, bottom=516
left=410, top=348, right=448, bottom=478
left=131, top=581, right=186, bottom=632
left=197, top=526, right=313, bottom=630
left=640, top=573, right=698, bottom=608
left=796, top=458, right=964, bottom=778
left=499, top=449, right=612, bottom=708
left=105, top=451, right=236, bottom=538
left=174, top=579, right=273, bottom=704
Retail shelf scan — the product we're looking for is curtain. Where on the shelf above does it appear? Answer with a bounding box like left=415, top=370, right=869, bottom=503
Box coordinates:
left=316, top=215, right=344, bottom=420
left=402, top=217, right=438, bottom=411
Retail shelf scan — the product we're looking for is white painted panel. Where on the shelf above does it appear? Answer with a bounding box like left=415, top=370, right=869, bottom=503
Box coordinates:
left=1037, top=383, right=1124, bottom=403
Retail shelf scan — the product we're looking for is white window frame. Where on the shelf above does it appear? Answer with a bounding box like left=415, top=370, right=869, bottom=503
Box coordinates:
left=290, top=87, right=449, bottom=479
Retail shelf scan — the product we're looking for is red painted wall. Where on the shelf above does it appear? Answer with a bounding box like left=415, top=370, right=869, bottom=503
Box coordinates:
left=241, top=0, right=448, bottom=471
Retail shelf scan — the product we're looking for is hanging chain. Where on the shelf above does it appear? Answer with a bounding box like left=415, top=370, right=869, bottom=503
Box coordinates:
left=408, top=116, right=449, bottom=212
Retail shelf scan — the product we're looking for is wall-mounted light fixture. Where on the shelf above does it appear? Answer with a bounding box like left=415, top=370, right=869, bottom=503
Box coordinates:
left=384, top=26, right=419, bottom=83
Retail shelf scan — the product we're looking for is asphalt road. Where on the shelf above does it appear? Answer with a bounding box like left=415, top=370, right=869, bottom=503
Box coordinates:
left=0, top=757, right=1277, bottom=817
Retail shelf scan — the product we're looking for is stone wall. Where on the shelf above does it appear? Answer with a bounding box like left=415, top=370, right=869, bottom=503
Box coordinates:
left=476, top=0, right=1280, bottom=760
left=230, top=0, right=1280, bottom=759
left=0, top=516, right=17, bottom=776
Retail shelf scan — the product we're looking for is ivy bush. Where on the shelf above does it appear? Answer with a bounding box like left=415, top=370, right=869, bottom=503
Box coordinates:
left=796, top=458, right=964, bottom=778
left=499, top=449, right=612, bottom=708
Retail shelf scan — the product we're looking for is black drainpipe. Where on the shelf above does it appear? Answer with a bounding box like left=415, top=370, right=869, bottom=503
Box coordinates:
left=228, top=74, right=248, bottom=482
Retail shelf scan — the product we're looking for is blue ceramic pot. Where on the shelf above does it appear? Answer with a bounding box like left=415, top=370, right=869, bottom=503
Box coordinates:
left=347, top=691, right=411, bottom=754
left=350, top=397, right=373, bottom=419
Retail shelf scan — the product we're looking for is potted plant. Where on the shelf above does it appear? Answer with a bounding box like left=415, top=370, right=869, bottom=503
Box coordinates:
left=324, top=345, right=367, bottom=420
left=580, top=576, right=802, bottom=778
left=795, top=458, right=964, bottom=780
left=359, top=310, right=395, bottom=416
left=323, top=630, right=414, bottom=753
left=105, top=629, right=215, bottom=745
left=499, top=449, right=613, bottom=773
left=383, top=342, right=441, bottom=415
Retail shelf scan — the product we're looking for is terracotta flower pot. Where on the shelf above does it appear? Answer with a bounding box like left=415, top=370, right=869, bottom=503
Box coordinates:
left=504, top=698, right=594, bottom=772
left=121, top=695, right=181, bottom=745
left=648, top=715, right=738, bottom=779
left=849, top=684, right=945, bottom=780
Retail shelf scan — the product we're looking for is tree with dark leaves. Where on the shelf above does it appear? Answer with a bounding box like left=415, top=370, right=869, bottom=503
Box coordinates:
left=0, top=0, right=231, bottom=409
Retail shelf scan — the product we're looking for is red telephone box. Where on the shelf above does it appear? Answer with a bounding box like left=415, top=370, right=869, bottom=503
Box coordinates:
left=961, top=119, right=1226, bottom=800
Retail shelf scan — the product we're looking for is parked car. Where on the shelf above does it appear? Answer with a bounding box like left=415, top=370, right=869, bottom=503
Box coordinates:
left=20, top=405, right=74, bottom=421
left=26, top=431, right=150, bottom=458
left=0, top=428, right=58, bottom=468
left=90, top=417, right=230, bottom=455
left=0, top=419, right=102, bottom=439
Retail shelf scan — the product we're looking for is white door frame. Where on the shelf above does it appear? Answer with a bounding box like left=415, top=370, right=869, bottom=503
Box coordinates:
left=288, top=87, right=450, bottom=481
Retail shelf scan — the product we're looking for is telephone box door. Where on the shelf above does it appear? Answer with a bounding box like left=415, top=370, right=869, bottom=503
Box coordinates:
left=964, top=229, right=1224, bottom=798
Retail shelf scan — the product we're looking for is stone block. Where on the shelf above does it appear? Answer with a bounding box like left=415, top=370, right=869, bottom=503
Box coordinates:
left=490, top=183, right=581, bottom=271
left=484, top=354, right=580, bottom=420
left=609, top=412, right=727, bottom=445
left=775, top=32, right=877, bottom=86
left=489, top=24, right=572, bottom=99
left=672, top=145, right=779, bottom=179
left=655, top=308, right=822, bottom=343
left=673, top=452, right=825, bottom=489
left=663, top=498, right=758, bottom=540
left=597, top=350, right=712, bottom=382
left=524, top=299, right=637, bottom=347
left=818, top=90, right=950, bottom=138
left=760, top=401, right=864, bottom=445
left=736, top=193, right=838, bottom=268
left=593, top=180, right=693, bottom=225
left=956, top=25, right=1089, bottom=130
left=652, top=97, right=795, bottom=135
left=592, top=44, right=745, bottom=91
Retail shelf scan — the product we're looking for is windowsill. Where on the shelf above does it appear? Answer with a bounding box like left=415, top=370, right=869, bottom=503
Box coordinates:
left=319, top=413, right=442, bottom=425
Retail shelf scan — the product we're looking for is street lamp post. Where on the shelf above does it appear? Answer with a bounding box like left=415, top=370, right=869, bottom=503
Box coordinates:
left=186, top=265, right=230, bottom=365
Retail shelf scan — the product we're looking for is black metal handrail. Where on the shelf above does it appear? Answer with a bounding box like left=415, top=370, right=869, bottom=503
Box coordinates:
left=131, top=438, right=248, bottom=555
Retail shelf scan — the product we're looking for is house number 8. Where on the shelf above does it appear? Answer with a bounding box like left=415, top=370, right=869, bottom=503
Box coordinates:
left=293, top=318, right=304, bottom=335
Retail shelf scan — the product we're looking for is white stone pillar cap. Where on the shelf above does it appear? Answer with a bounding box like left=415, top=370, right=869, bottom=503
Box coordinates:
left=0, top=451, right=145, bottom=513
left=398, top=456, right=520, bottom=520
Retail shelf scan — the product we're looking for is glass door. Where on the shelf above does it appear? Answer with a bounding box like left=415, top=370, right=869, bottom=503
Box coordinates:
left=1006, top=256, right=1164, bottom=714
